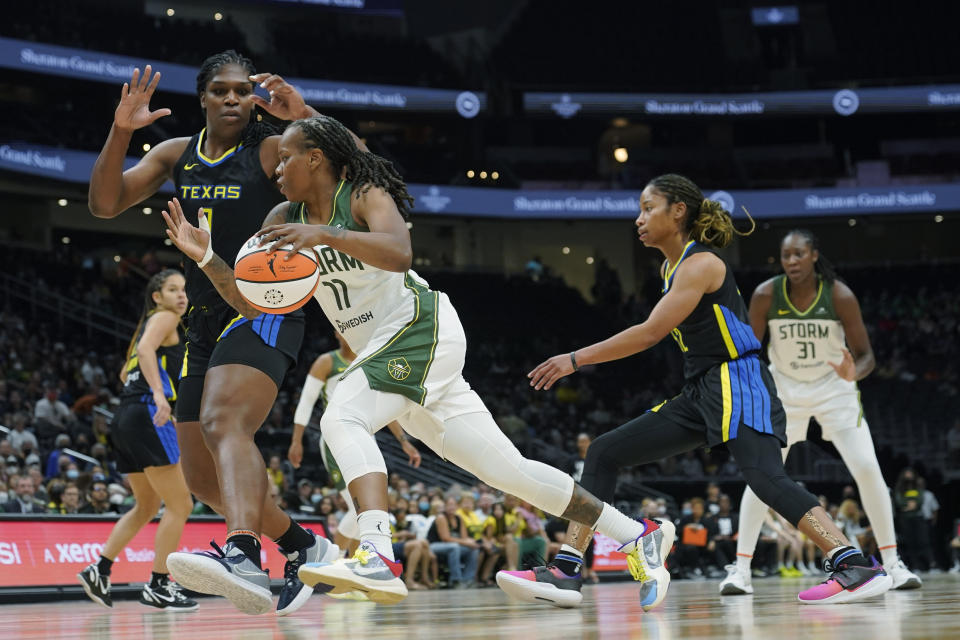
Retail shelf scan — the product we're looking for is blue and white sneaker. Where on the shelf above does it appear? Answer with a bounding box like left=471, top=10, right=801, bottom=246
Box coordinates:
left=277, top=530, right=340, bottom=616
left=298, top=543, right=407, bottom=604
left=619, top=518, right=675, bottom=611
left=167, top=541, right=272, bottom=615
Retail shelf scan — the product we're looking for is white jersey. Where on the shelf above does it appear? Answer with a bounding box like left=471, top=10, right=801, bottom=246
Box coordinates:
left=767, top=275, right=846, bottom=383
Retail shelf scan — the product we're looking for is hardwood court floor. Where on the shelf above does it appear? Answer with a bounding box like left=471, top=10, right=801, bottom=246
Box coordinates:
left=1, top=574, right=957, bottom=639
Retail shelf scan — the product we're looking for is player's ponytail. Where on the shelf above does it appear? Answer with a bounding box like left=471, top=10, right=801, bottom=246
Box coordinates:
left=123, top=269, right=182, bottom=367
left=291, top=115, right=415, bottom=218
left=647, top=174, right=755, bottom=249
left=782, top=229, right=837, bottom=283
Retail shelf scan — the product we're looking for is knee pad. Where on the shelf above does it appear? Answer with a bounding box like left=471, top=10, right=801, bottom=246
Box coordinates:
left=319, top=405, right=387, bottom=485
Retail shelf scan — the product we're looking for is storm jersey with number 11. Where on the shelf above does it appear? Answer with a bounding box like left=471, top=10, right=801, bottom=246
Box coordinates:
left=173, top=128, right=284, bottom=307
left=766, top=275, right=845, bottom=382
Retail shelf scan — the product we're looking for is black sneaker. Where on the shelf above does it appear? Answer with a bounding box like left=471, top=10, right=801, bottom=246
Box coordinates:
left=167, top=541, right=272, bottom=615
left=496, top=563, right=584, bottom=608
left=140, top=580, right=200, bottom=611
left=78, top=563, right=112, bottom=608
left=276, top=530, right=340, bottom=616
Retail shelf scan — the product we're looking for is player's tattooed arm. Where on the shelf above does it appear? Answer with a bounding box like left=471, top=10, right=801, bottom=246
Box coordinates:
left=162, top=197, right=262, bottom=319
left=200, top=254, right=262, bottom=319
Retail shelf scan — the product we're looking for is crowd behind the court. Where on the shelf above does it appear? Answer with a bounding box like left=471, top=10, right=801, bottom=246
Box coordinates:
left=1, top=248, right=959, bottom=584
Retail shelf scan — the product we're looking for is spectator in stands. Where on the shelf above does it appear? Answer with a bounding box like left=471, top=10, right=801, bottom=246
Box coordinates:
left=79, top=479, right=115, bottom=514
left=676, top=497, right=717, bottom=578
left=34, top=382, right=74, bottom=433
left=708, top=494, right=738, bottom=569
left=7, top=413, right=37, bottom=454
left=836, top=499, right=872, bottom=553
left=705, top=482, right=721, bottom=516
left=510, top=496, right=548, bottom=570
left=267, top=454, right=288, bottom=495
left=895, top=468, right=933, bottom=571
left=27, top=466, right=48, bottom=503
left=427, top=496, right=479, bottom=588
left=0, top=439, right=22, bottom=470
left=678, top=451, right=704, bottom=477
left=55, top=482, right=81, bottom=514
left=2, top=475, right=46, bottom=513
left=568, top=432, right=591, bottom=482
left=391, top=497, right=433, bottom=590
left=918, top=477, right=940, bottom=567
left=44, top=434, right=72, bottom=479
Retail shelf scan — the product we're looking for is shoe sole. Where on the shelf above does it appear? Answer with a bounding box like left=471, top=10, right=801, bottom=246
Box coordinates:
left=719, top=581, right=753, bottom=596
left=167, top=553, right=272, bottom=615
left=798, top=573, right=893, bottom=604
left=298, top=565, right=408, bottom=604
left=892, top=576, right=922, bottom=590
left=495, top=572, right=583, bottom=608
left=138, top=598, right=200, bottom=612
left=277, top=537, right=342, bottom=617
left=327, top=590, right=372, bottom=601
left=77, top=573, right=111, bottom=609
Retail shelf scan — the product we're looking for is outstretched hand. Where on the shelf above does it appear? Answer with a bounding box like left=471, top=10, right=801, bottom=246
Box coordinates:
left=828, top=347, right=856, bottom=381
left=249, top=72, right=311, bottom=121
left=527, top=353, right=576, bottom=391
left=161, top=198, right=210, bottom=263
left=115, top=65, right=171, bottom=132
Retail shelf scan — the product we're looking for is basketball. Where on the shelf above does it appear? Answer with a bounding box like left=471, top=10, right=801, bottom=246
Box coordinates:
left=234, top=235, right=320, bottom=313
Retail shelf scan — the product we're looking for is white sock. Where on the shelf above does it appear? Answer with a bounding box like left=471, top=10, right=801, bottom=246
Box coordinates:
left=736, top=554, right=752, bottom=575
left=356, top=510, right=394, bottom=562
left=593, top=503, right=647, bottom=547
left=559, top=544, right=583, bottom=558
left=879, top=546, right=899, bottom=567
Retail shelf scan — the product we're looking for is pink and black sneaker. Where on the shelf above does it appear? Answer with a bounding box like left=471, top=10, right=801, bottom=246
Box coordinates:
left=798, top=554, right=892, bottom=604
left=497, top=560, right=584, bottom=608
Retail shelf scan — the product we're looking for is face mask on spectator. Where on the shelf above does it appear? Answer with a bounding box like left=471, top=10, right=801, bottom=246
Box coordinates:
left=66, top=469, right=79, bottom=479
left=0, top=491, right=8, bottom=502
left=682, top=507, right=693, bottom=517
left=311, top=494, right=323, bottom=504
left=419, top=500, right=430, bottom=513
left=109, top=493, right=124, bottom=506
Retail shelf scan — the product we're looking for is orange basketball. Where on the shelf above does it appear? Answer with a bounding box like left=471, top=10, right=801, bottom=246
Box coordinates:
left=234, top=235, right=320, bottom=314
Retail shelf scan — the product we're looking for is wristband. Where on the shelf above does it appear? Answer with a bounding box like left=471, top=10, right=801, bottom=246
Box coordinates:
left=570, top=351, right=580, bottom=372
left=197, top=241, right=214, bottom=268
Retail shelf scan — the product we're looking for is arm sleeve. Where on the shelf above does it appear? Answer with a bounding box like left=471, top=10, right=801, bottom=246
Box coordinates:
left=294, top=374, right=324, bottom=426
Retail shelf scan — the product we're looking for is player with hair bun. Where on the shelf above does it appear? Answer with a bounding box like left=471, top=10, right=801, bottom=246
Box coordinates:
left=504, top=174, right=892, bottom=607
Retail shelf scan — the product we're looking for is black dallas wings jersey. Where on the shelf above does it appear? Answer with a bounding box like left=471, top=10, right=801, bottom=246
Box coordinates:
left=173, top=129, right=284, bottom=307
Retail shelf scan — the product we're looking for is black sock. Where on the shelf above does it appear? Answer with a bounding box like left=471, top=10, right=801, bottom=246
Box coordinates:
left=274, top=520, right=314, bottom=554
left=227, top=533, right=262, bottom=568
left=554, top=551, right=584, bottom=576
left=150, top=571, right=169, bottom=589
left=830, top=546, right=870, bottom=568
left=97, top=555, right=114, bottom=577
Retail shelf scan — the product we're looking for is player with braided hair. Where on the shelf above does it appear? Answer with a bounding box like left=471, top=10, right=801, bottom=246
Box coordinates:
left=161, top=114, right=672, bottom=610
left=719, top=228, right=920, bottom=595
left=501, top=173, right=892, bottom=608
left=88, top=51, right=342, bottom=616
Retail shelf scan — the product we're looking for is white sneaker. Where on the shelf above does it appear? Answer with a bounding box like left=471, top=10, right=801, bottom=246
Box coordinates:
left=884, top=559, right=922, bottom=590
left=719, top=564, right=753, bottom=595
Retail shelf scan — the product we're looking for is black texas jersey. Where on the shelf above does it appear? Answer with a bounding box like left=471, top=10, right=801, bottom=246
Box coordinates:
left=172, top=129, right=284, bottom=307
